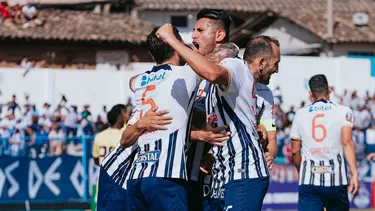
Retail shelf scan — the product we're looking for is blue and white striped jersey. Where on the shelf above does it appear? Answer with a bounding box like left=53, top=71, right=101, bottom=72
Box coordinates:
left=290, top=100, right=353, bottom=186
left=126, top=64, right=200, bottom=180
left=206, top=58, right=269, bottom=192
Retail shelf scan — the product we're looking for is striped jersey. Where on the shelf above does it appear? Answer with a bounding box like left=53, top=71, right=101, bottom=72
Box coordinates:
left=206, top=58, right=269, bottom=194
left=290, top=99, right=354, bottom=186
left=186, top=80, right=212, bottom=184
left=255, top=83, right=276, bottom=131
left=127, top=64, right=200, bottom=180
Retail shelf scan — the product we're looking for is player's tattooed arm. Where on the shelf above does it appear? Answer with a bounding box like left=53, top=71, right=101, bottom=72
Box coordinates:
left=120, top=107, right=172, bottom=148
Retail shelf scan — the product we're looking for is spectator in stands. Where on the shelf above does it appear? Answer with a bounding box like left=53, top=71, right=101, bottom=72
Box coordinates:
left=40, top=102, right=52, bottom=119
left=329, top=86, right=341, bottom=103
left=98, top=105, right=108, bottom=124
left=22, top=104, right=33, bottom=126
left=64, top=105, right=80, bottom=146
left=9, top=128, right=25, bottom=157
left=341, top=89, right=351, bottom=107
left=38, top=114, right=52, bottom=131
left=22, top=2, right=37, bottom=21
left=353, top=126, right=366, bottom=159
left=285, top=106, right=295, bottom=126
left=94, top=115, right=106, bottom=133
left=81, top=104, right=94, bottom=135
left=48, top=124, right=65, bottom=156
left=273, top=86, right=282, bottom=106
left=7, top=94, right=20, bottom=114
left=299, top=101, right=306, bottom=108
left=32, top=124, right=49, bottom=158
left=365, top=123, right=375, bottom=154
left=0, top=2, right=9, bottom=21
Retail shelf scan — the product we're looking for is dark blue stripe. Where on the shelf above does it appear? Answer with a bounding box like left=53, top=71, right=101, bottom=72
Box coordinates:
left=117, top=150, right=138, bottom=186
left=164, top=132, right=175, bottom=177
left=145, top=64, right=172, bottom=74
left=149, top=139, right=160, bottom=177
left=103, top=147, right=125, bottom=171
left=221, top=97, right=263, bottom=178
left=227, top=137, right=236, bottom=182
left=168, top=130, right=179, bottom=177
left=180, top=151, right=186, bottom=179
left=128, top=148, right=141, bottom=180
left=138, top=144, right=150, bottom=178
left=111, top=148, right=137, bottom=182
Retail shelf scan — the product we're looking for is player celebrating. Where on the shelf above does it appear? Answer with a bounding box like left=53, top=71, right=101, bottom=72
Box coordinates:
left=156, top=23, right=280, bottom=210
left=290, top=74, right=359, bottom=211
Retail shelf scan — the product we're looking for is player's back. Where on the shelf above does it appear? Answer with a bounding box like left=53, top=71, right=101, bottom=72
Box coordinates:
left=291, top=99, right=353, bottom=186
left=128, top=64, right=200, bottom=180
left=93, top=127, right=124, bottom=165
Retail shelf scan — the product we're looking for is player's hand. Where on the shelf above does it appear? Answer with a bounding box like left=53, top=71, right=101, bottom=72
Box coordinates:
left=348, top=174, right=359, bottom=199
left=257, top=124, right=268, bottom=151
left=265, top=152, right=274, bottom=170
left=202, top=118, right=230, bottom=147
left=366, top=153, right=375, bottom=161
left=200, top=153, right=213, bottom=174
left=137, top=106, right=173, bottom=131
left=156, top=24, right=176, bottom=44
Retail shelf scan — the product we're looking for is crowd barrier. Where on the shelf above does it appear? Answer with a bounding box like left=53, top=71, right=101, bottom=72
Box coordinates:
left=1, top=140, right=375, bottom=210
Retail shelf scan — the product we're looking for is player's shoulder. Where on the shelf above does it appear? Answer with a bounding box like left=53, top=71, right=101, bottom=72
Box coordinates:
left=132, top=64, right=177, bottom=90
left=219, top=57, right=246, bottom=67
left=255, top=83, right=273, bottom=99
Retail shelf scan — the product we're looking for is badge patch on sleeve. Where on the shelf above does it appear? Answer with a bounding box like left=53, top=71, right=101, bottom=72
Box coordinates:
left=346, top=112, right=353, bottom=122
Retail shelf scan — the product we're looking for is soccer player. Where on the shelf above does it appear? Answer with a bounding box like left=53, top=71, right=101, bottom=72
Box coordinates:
left=121, top=25, right=233, bottom=211
left=156, top=23, right=280, bottom=210
left=97, top=106, right=172, bottom=211
left=92, top=104, right=127, bottom=166
left=290, top=74, right=359, bottom=211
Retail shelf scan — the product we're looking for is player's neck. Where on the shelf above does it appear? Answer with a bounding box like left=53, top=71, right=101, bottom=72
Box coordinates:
left=157, top=56, right=180, bottom=67
left=111, top=122, right=123, bottom=130
left=313, top=96, right=330, bottom=102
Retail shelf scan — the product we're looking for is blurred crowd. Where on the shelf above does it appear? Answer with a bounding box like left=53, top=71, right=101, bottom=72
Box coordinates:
left=0, top=94, right=133, bottom=158
left=0, top=1, right=42, bottom=28
left=2, top=88, right=375, bottom=161
left=275, top=87, right=375, bottom=164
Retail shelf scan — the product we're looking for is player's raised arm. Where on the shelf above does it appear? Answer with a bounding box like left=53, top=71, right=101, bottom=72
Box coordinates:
left=120, top=106, right=172, bottom=148
left=341, top=108, right=359, bottom=198
left=156, top=24, right=230, bottom=87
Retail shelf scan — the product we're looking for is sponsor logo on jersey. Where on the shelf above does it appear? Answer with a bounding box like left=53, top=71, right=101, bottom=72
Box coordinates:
left=346, top=112, right=353, bottom=122
left=141, top=72, right=166, bottom=86
left=135, top=150, right=160, bottom=163
left=311, top=166, right=334, bottom=173
left=308, top=105, right=332, bottom=112
left=311, top=147, right=331, bottom=155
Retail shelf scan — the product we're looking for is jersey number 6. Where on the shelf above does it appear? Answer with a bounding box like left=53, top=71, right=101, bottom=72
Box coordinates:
left=312, top=114, right=327, bottom=142
left=140, top=85, right=156, bottom=118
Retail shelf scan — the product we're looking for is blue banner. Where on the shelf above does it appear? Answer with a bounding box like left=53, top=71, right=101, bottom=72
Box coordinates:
left=0, top=155, right=99, bottom=203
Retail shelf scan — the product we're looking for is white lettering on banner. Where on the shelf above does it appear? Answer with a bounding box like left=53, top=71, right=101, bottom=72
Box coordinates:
left=263, top=192, right=299, bottom=204
left=0, top=169, right=5, bottom=198
left=89, top=158, right=99, bottom=196
left=70, top=160, right=84, bottom=197
left=0, top=162, right=20, bottom=198
left=29, top=161, right=43, bottom=199
left=44, top=157, right=61, bottom=196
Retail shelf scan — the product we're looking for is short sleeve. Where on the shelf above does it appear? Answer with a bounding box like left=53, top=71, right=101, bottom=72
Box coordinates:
left=342, top=107, right=354, bottom=128
left=92, top=137, right=99, bottom=158
left=179, top=65, right=201, bottom=90
left=290, top=111, right=301, bottom=140
left=258, top=98, right=276, bottom=131
left=218, top=58, right=247, bottom=93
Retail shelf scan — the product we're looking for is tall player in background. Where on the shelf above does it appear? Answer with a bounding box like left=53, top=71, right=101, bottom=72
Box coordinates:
left=92, top=104, right=127, bottom=166
left=291, top=74, right=358, bottom=211
left=156, top=24, right=279, bottom=210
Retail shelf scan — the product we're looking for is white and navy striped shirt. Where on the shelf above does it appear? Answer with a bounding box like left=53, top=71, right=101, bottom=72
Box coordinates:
left=126, top=64, right=200, bottom=180
left=290, top=100, right=353, bottom=186
left=206, top=58, right=269, bottom=193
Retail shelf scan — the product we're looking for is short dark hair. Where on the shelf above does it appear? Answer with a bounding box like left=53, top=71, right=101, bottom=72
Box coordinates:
left=243, top=35, right=280, bottom=63
left=197, top=8, right=232, bottom=42
left=147, top=26, right=183, bottom=64
left=107, top=104, right=126, bottom=126
left=309, top=74, right=329, bottom=97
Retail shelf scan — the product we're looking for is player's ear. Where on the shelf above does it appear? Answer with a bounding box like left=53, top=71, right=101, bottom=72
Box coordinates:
left=308, top=91, right=313, bottom=98
left=259, top=57, right=266, bottom=72
left=215, top=29, right=226, bottom=43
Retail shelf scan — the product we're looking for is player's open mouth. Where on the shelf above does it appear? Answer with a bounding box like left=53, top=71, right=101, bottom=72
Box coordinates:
left=192, top=41, right=199, bottom=50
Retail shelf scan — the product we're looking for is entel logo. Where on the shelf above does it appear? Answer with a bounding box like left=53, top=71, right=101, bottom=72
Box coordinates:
left=309, top=105, right=332, bottom=112
left=141, top=72, right=166, bottom=86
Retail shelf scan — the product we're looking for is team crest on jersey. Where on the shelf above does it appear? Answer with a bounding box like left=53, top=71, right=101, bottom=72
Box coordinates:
left=135, top=150, right=160, bottom=163
left=346, top=112, right=353, bottom=122
left=311, top=166, right=334, bottom=173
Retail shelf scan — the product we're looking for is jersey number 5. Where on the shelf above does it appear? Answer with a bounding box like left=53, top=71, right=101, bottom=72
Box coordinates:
left=140, top=85, right=156, bottom=118
left=312, top=114, right=327, bottom=142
